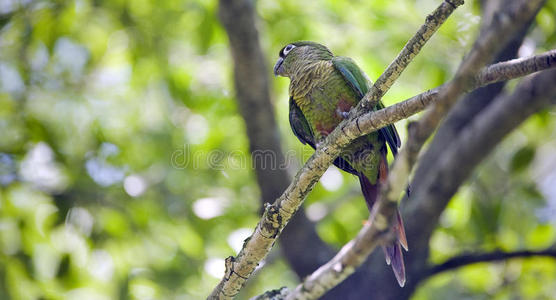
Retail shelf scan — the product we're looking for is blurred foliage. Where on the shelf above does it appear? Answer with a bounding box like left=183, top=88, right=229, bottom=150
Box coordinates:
left=0, top=0, right=555, bottom=299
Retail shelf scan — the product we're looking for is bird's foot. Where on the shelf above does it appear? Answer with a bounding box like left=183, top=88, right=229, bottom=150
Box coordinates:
left=336, top=108, right=351, bottom=120
left=340, top=111, right=350, bottom=119
left=315, top=136, right=328, bottom=149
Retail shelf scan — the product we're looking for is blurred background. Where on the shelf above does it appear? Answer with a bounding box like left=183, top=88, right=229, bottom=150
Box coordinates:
left=0, top=0, right=555, bottom=299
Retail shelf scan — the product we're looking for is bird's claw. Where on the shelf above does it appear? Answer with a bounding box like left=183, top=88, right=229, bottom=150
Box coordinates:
left=336, top=108, right=351, bottom=120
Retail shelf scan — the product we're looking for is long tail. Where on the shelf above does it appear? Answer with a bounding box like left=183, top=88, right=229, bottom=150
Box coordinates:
left=358, top=155, right=408, bottom=287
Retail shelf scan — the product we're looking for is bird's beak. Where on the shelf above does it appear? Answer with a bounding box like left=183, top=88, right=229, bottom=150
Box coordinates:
left=273, top=57, right=284, bottom=77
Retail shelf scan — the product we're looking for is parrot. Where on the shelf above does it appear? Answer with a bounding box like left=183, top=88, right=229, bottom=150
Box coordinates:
left=273, top=41, right=408, bottom=287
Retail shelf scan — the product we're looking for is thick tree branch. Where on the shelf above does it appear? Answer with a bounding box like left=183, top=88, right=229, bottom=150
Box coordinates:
left=284, top=1, right=546, bottom=299
left=209, top=1, right=464, bottom=298
left=217, top=0, right=282, bottom=206
left=420, top=248, right=556, bottom=280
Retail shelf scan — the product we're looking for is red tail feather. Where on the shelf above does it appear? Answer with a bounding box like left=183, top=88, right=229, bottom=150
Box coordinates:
left=382, top=244, right=406, bottom=287
left=358, top=154, right=407, bottom=287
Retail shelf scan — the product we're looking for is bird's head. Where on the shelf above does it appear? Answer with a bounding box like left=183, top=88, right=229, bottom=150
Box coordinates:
left=273, top=41, right=333, bottom=77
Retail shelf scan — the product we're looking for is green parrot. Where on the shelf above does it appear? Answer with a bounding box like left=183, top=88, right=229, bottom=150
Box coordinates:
left=274, top=41, right=408, bottom=287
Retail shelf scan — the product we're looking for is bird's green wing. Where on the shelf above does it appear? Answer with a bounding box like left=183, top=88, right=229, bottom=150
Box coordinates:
left=289, top=97, right=358, bottom=174
left=289, top=97, right=316, bottom=148
left=332, top=56, right=370, bottom=98
left=332, top=56, right=401, bottom=155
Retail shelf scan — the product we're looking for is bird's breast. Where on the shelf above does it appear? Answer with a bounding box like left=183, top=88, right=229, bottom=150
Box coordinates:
left=290, top=64, right=358, bottom=140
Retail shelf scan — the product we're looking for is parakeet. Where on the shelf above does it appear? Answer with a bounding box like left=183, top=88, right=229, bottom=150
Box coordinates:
left=274, top=41, right=408, bottom=287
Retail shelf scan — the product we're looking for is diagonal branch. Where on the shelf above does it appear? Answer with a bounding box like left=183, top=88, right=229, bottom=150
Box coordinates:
left=284, top=1, right=546, bottom=299
left=208, top=1, right=464, bottom=298
left=357, top=0, right=466, bottom=110
left=353, top=49, right=556, bottom=141
left=421, top=248, right=556, bottom=280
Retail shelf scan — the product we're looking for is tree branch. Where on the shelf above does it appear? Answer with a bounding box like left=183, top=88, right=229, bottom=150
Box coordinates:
left=422, top=248, right=556, bottom=280
left=357, top=0, right=466, bottom=110
left=353, top=49, right=556, bottom=140
left=284, top=1, right=546, bottom=299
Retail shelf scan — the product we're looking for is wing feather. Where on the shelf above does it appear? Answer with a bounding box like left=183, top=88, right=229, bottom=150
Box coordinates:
left=332, top=56, right=401, bottom=155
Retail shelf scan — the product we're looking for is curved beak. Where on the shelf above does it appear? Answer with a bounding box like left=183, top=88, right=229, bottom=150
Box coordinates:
left=273, top=57, right=284, bottom=77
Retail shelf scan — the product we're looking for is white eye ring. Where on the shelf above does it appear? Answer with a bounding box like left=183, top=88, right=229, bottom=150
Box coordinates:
left=283, top=44, right=295, bottom=56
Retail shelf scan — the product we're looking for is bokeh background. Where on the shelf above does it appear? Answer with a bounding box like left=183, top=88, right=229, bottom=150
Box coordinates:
left=0, top=0, right=555, bottom=299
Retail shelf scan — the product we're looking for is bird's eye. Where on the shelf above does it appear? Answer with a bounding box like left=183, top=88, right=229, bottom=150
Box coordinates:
left=282, top=44, right=295, bottom=56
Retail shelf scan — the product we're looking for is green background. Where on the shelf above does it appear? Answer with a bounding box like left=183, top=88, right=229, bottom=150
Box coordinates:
left=0, top=0, right=555, bottom=299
